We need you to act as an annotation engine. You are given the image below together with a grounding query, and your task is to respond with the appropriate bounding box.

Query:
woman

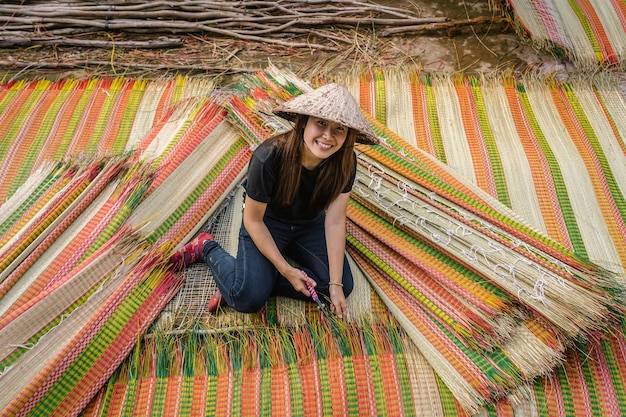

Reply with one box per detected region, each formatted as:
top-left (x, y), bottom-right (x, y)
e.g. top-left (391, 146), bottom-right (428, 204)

top-left (170, 83), bottom-right (379, 318)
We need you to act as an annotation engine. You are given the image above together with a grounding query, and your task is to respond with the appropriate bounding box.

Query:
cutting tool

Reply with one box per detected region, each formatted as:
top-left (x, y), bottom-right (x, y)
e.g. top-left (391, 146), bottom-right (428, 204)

top-left (302, 270), bottom-right (332, 320)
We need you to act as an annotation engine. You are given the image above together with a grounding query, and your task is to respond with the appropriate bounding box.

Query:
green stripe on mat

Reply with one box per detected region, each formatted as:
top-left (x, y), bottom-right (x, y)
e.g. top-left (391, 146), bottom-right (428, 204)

top-left (467, 77), bottom-right (512, 206)
top-left (516, 82), bottom-right (589, 257)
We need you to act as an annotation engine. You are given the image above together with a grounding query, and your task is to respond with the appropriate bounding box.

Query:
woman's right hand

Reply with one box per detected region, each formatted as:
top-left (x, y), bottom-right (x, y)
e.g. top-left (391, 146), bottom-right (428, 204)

top-left (282, 266), bottom-right (314, 297)
top-left (243, 196), bottom-right (314, 298)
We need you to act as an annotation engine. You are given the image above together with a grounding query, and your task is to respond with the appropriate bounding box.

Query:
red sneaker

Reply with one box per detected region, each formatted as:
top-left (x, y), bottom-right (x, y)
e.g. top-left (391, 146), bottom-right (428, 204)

top-left (170, 232), bottom-right (213, 270)
top-left (207, 290), bottom-right (224, 313)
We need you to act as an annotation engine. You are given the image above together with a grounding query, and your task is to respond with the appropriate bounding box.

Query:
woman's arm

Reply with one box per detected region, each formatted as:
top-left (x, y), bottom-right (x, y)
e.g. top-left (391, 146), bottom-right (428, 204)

top-left (325, 192), bottom-right (350, 318)
top-left (242, 195), bottom-right (312, 296)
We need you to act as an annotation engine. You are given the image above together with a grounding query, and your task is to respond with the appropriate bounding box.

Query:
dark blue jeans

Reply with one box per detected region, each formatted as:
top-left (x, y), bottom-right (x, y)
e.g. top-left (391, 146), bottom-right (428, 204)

top-left (202, 215), bottom-right (354, 313)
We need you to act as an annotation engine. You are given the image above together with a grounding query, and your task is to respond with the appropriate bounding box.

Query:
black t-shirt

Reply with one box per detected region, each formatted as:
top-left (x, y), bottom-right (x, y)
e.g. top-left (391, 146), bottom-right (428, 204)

top-left (244, 138), bottom-right (356, 224)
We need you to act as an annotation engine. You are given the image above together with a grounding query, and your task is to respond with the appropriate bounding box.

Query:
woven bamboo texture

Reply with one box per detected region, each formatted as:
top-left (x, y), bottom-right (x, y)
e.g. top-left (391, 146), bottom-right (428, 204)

top-left (492, 0), bottom-right (626, 68)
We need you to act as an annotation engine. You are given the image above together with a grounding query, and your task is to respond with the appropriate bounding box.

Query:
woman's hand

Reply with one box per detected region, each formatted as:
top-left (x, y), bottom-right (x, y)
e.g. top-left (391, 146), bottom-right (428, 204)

top-left (329, 285), bottom-right (347, 319)
top-left (282, 266), bottom-right (314, 297)
top-left (244, 197), bottom-right (314, 297)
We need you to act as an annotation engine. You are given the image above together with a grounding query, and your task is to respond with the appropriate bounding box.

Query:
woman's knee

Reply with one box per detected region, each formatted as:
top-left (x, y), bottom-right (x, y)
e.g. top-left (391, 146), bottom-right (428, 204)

top-left (232, 297), bottom-right (268, 313)
top-left (342, 275), bottom-right (354, 297)
top-left (227, 275), bottom-right (273, 313)
top-left (342, 262), bottom-right (354, 297)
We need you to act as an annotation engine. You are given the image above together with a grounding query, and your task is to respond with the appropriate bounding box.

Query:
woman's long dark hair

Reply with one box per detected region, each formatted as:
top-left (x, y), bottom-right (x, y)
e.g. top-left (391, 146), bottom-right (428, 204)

top-left (272, 115), bottom-right (357, 210)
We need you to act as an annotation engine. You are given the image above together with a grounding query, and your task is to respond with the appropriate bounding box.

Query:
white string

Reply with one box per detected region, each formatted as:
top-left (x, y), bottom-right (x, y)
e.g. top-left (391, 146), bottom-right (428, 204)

top-left (355, 159), bottom-right (579, 309)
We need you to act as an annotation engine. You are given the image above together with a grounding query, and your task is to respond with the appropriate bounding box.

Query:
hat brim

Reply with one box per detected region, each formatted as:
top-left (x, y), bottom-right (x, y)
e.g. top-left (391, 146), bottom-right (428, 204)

top-left (272, 109), bottom-right (380, 145)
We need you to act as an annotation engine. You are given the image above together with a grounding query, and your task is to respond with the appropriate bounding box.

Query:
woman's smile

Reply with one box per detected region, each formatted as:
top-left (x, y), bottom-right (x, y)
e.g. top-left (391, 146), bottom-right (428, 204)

top-left (315, 140), bottom-right (332, 150)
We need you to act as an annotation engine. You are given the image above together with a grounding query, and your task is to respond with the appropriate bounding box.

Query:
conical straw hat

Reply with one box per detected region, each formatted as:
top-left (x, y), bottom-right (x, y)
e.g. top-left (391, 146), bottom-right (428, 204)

top-left (273, 83), bottom-right (379, 145)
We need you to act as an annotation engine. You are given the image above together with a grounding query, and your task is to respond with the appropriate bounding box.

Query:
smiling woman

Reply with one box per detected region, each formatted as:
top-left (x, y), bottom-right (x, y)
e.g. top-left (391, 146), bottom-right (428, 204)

top-left (170, 83), bottom-right (379, 319)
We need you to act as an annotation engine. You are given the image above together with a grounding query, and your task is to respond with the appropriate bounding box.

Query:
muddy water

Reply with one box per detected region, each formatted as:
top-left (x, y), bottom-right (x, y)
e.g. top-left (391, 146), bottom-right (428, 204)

top-left (360, 0), bottom-right (560, 74)
top-left (268, 0), bottom-right (563, 78)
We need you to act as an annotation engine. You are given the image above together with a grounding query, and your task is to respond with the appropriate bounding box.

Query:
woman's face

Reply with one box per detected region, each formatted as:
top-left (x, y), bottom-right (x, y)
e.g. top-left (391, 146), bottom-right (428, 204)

top-left (301, 116), bottom-right (348, 168)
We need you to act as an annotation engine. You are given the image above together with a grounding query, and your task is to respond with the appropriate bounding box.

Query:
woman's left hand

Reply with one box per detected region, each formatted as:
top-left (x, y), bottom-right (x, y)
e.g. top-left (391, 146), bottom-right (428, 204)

top-left (329, 285), bottom-right (347, 319)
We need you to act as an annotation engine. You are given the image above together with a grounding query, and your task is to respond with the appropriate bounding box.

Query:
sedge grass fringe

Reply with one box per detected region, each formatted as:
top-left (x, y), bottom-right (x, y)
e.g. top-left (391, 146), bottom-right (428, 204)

top-left (80, 319), bottom-right (425, 417)
top-left (491, 0), bottom-right (626, 69)
top-left (351, 148), bottom-right (619, 338)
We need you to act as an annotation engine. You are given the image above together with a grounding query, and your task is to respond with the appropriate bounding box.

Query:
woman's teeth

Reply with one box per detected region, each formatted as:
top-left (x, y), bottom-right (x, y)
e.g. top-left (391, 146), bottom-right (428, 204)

top-left (317, 141), bottom-right (331, 150)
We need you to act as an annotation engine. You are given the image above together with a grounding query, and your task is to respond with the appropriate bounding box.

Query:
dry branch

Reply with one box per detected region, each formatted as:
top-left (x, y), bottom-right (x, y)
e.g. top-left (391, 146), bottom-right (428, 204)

top-left (379, 16), bottom-right (509, 36)
top-left (0, 0), bottom-right (446, 51)
top-left (0, 36), bottom-right (182, 49)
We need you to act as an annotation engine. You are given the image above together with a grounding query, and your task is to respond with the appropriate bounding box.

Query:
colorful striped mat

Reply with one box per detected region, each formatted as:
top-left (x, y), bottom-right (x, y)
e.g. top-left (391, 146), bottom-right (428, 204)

top-left (81, 319), bottom-right (425, 417)
top-left (493, 0), bottom-right (626, 68)
top-left (0, 77), bottom-right (214, 203)
top-left (339, 67), bottom-right (626, 415)
top-left (2, 68), bottom-right (626, 416)
top-left (0, 77), bottom-right (251, 416)
top-left (224, 67), bottom-right (625, 413)
top-left (341, 69), bottom-right (626, 276)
